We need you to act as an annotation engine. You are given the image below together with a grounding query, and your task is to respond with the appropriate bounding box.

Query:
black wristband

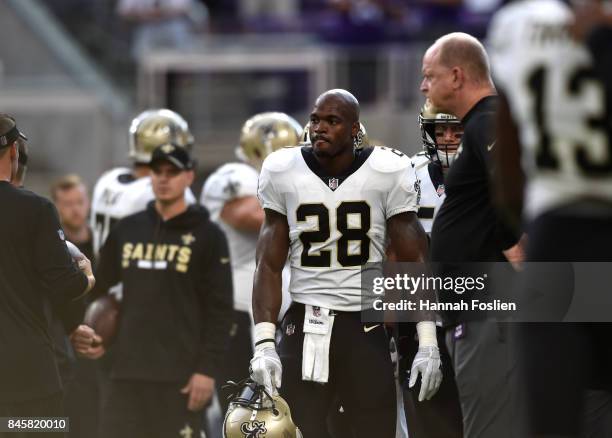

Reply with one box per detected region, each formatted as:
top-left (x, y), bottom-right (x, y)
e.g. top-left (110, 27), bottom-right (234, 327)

top-left (255, 338), bottom-right (275, 347)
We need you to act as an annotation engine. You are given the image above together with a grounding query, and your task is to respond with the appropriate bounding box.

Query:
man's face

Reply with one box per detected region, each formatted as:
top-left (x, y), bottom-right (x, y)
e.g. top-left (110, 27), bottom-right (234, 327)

top-left (420, 48), bottom-right (455, 114)
top-left (434, 122), bottom-right (464, 168)
top-left (151, 161), bottom-right (193, 204)
top-left (435, 123), bottom-right (463, 151)
top-left (55, 186), bottom-right (90, 230)
top-left (309, 96), bottom-right (358, 158)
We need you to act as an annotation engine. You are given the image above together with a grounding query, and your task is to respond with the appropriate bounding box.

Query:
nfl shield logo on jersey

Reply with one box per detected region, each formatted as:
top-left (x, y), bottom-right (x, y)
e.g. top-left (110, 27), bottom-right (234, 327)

top-left (313, 306), bottom-right (321, 317)
top-left (436, 184), bottom-right (445, 197)
top-left (328, 178), bottom-right (339, 190)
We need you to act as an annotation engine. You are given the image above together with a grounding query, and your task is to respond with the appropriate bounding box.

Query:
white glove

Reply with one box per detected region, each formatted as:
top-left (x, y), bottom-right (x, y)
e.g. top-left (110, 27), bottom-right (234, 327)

top-left (250, 322), bottom-right (282, 395)
top-left (409, 321), bottom-right (442, 402)
top-left (408, 345), bottom-right (442, 401)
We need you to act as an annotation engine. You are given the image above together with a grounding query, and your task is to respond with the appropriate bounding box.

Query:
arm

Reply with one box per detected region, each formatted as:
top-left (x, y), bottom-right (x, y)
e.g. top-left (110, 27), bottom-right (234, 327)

top-left (252, 208), bottom-right (290, 324)
top-left (185, 224), bottom-right (233, 412)
top-left (388, 211), bottom-right (442, 401)
top-left (220, 195), bottom-right (265, 233)
top-left (35, 200), bottom-right (90, 303)
top-left (250, 208), bottom-right (289, 395)
top-left (571, 0), bottom-right (612, 90)
top-left (471, 101), bottom-right (522, 251)
top-left (493, 91), bottom-right (524, 232)
top-left (197, 223), bottom-right (234, 379)
top-left (35, 200), bottom-right (90, 334)
top-left (386, 211), bottom-right (427, 263)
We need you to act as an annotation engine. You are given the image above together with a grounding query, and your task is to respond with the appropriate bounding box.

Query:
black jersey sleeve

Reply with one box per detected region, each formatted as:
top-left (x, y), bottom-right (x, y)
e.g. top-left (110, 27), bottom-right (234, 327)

top-left (35, 200), bottom-right (88, 303)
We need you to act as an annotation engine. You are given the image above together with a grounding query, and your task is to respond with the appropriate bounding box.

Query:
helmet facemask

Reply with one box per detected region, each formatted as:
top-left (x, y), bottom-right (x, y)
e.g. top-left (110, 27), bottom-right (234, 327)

top-left (419, 103), bottom-right (462, 169)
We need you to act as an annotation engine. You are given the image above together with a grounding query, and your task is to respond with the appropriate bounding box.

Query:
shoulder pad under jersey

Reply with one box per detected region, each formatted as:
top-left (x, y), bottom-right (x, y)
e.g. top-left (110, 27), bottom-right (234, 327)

top-left (95, 167), bottom-right (132, 186)
top-left (261, 147), bottom-right (301, 173)
top-left (368, 146), bottom-right (412, 173)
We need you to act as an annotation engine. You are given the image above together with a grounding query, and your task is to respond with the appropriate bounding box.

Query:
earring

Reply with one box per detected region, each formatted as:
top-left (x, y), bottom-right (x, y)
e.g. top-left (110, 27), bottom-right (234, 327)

top-left (353, 131), bottom-right (363, 149)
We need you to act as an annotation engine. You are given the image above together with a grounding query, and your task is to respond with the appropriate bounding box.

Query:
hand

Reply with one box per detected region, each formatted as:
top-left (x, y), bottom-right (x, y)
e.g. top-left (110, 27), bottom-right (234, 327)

top-left (250, 345), bottom-right (282, 396)
top-left (69, 324), bottom-right (105, 359)
top-left (66, 241), bottom-right (95, 292)
top-left (408, 346), bottom-right (442, 402)
top-left (569, 0), bottom-right (612, 41)
top-left (77, 256), bottom-right (94, 278)
top-left (181, 373), bottom-right (215, 412)
top-left (503, 233), bottom-right (527, 272)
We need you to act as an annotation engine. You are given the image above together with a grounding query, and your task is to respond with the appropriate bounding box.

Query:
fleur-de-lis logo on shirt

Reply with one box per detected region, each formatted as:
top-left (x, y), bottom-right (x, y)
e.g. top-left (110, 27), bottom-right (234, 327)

top-left (181, 233), bottom-right (196, 246)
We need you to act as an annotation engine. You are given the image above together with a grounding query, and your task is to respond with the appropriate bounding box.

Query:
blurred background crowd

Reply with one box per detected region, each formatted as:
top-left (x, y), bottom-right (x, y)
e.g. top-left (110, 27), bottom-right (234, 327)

top-left (0, 0), bottom-right (504, 196)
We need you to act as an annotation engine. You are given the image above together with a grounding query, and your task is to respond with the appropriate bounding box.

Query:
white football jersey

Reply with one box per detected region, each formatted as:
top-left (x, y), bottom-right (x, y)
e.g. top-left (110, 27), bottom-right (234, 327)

top-left (91, 167), bottom-right (196, 255)
top-left (410, 152), bottom-right (446, 233)
top-left (201, 162), bottom-right (259, 313)
top-left (258, 146), bottom-right (418, 311)
top-left (489, 0), bottom-right (612, 219)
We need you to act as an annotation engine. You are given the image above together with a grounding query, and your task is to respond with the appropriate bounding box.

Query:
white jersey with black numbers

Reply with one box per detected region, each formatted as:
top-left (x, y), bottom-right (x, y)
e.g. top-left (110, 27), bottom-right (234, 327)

top-left (410, 153), bottom-right (446, 233)
top-left (488, 0), bottom-right (612, 219)
top-left (201, 162), bottom-right (259, 313)
top-left (91, 167), bottom-right (196, 255)
top-left (258, 146), bottom-right (418, 312)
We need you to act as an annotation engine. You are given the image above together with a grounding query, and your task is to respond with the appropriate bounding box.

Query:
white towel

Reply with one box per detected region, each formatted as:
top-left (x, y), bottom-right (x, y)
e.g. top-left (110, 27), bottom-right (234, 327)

top-left (302, 305), bottom-right (335, 383)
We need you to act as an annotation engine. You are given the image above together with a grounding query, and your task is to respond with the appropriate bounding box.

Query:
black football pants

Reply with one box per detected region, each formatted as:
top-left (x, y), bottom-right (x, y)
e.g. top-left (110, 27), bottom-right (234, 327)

top-left (279, 303), bottom-right (396, 438)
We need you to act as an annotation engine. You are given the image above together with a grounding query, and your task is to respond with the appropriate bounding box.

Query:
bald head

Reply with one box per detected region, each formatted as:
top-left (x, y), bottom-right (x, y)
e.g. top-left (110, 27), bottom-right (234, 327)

top-left (429, 33), bottom-right (491, 85)
top-left (315, 89), bottom-right (360, 123)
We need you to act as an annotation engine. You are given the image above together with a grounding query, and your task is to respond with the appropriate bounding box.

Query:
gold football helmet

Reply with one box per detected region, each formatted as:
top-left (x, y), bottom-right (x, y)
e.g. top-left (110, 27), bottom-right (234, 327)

top-left (129, 109), bottom-right (194, 164)
top-left (223, 381), bottom-right (302, 438)
top-left (237, 112), bottom-right (302, 170)
top-left (302, 121), bottom-right (369, 149)
top-left (419, 99), bottom-right (462, 168)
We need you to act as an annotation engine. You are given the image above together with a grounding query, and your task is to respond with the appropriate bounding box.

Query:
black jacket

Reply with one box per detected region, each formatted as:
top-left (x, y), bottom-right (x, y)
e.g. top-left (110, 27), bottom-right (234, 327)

top-left (0, 182), bottom-right (88, 403)
top-left (93, 202), bottom-right (233, 383)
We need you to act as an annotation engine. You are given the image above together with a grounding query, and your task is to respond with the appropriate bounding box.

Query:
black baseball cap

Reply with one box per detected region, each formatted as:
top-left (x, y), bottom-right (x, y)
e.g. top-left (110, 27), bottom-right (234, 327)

top-left (0, 114), bottom-right (27, 149)
top-left (150, 144), bottom-right (194, 170)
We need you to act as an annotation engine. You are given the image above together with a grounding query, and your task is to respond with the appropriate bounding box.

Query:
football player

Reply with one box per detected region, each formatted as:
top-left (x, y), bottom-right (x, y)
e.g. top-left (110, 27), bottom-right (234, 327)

top-left (397, 100), bottom-right (464, 438)
top-left (249, 89), bottom-right (442, 438)
top-left (412, 99), bottom-right (462, 232)
top-left (489, 1), bottom-right (612, 436)
top-left (91, 109), bottom-right (196, 257)
top-left (200, 112), bottom-right (302, 414)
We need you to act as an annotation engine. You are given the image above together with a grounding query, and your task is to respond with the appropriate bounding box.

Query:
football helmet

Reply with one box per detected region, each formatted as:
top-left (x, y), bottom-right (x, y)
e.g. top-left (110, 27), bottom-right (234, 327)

top-left (129, 109), bottom-right (194, 164)
top-left (236, 112), bottom-right (302, 170)
top-left (419, 100), bottom-right (462, 168)
top-left (223, 380), bottom-right (302, 438)
top-left (302, 121), bottom-right (369, 149)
